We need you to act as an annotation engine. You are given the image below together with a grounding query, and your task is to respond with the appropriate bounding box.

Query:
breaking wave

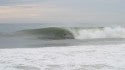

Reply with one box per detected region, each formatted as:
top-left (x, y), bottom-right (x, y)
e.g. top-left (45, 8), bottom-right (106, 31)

top-left (17, 27), bottom-right (74, 39)
top-left (73, 26), bottom-right (125, 39)
top-left (17, 26), bottom-right (125, 40)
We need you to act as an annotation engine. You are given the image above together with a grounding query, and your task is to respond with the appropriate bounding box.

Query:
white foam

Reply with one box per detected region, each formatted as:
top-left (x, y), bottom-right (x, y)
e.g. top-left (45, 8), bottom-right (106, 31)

top-left (72, 26), bottom-right (125, 39)
top-left (0, 44), bottom-right (125, 70)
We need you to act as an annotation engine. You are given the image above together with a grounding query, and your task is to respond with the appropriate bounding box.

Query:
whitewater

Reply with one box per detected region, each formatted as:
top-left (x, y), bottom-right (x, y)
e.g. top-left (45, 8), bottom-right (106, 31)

top-left (68, 26), bottom-right (125, 39)
top-left (0, 24), bottom-right (125, 70)
top-left (0, 44), bottom-right (125, 70)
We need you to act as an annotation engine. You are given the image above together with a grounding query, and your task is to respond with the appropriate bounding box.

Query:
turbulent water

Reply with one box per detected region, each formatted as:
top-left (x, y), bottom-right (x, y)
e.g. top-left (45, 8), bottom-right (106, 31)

top-left (0, 24), bottom-right (125, 70)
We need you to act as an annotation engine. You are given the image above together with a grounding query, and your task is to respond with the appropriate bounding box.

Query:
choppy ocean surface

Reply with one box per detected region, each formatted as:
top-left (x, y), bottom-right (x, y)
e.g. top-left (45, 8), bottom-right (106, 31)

top-left (0, 24), bottom-right (125, 70)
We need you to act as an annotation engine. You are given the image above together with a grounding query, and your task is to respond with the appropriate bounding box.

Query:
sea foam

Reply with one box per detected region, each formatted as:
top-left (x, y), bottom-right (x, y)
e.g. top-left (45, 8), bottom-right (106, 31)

top-left (70, 26), bottom-right (125, 39)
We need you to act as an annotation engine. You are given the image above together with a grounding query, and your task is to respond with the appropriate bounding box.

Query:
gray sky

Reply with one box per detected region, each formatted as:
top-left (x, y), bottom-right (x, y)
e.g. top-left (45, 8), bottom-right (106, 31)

top-left (0, 0), bottom-right (125, 26)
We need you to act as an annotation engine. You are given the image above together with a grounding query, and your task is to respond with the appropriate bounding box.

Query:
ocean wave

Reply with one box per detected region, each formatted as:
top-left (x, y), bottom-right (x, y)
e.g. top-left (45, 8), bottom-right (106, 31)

top-left (17, 27), bottom-right (74, 40)
top-left (16, 26), bottom-right (125, 40)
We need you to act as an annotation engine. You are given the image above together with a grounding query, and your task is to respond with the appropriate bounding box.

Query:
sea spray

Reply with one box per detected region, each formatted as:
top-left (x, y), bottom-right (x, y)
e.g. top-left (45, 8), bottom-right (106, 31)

top-left (74, 26), bottom-right (125, 39)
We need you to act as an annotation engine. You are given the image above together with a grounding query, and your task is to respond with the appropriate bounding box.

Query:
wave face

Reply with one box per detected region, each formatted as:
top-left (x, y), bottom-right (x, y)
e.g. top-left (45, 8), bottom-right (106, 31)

top-left (18, 27), bottom-right (74, 40)
top-left (17, 26), bottom-right (125, 40)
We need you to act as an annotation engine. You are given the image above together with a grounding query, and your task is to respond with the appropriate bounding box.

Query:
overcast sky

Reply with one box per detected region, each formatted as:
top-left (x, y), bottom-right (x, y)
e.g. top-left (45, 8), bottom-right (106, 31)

top-left (0, 0), bottom-right (125, 26)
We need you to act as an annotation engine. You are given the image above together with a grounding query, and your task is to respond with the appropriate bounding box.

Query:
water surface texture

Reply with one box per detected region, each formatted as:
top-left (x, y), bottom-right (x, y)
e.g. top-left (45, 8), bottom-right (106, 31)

top-left (0, 24), bottom-right (125, 70)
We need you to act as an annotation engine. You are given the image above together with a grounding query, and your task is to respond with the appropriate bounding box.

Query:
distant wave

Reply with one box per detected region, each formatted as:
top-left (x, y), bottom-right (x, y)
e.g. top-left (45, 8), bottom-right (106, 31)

top-left (16, 26), bottom-right (125, 40)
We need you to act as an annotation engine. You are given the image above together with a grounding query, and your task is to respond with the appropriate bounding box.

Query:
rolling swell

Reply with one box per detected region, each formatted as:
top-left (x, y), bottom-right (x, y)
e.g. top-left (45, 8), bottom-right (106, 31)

top-left (18, 27), bottom-right (74, 40)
